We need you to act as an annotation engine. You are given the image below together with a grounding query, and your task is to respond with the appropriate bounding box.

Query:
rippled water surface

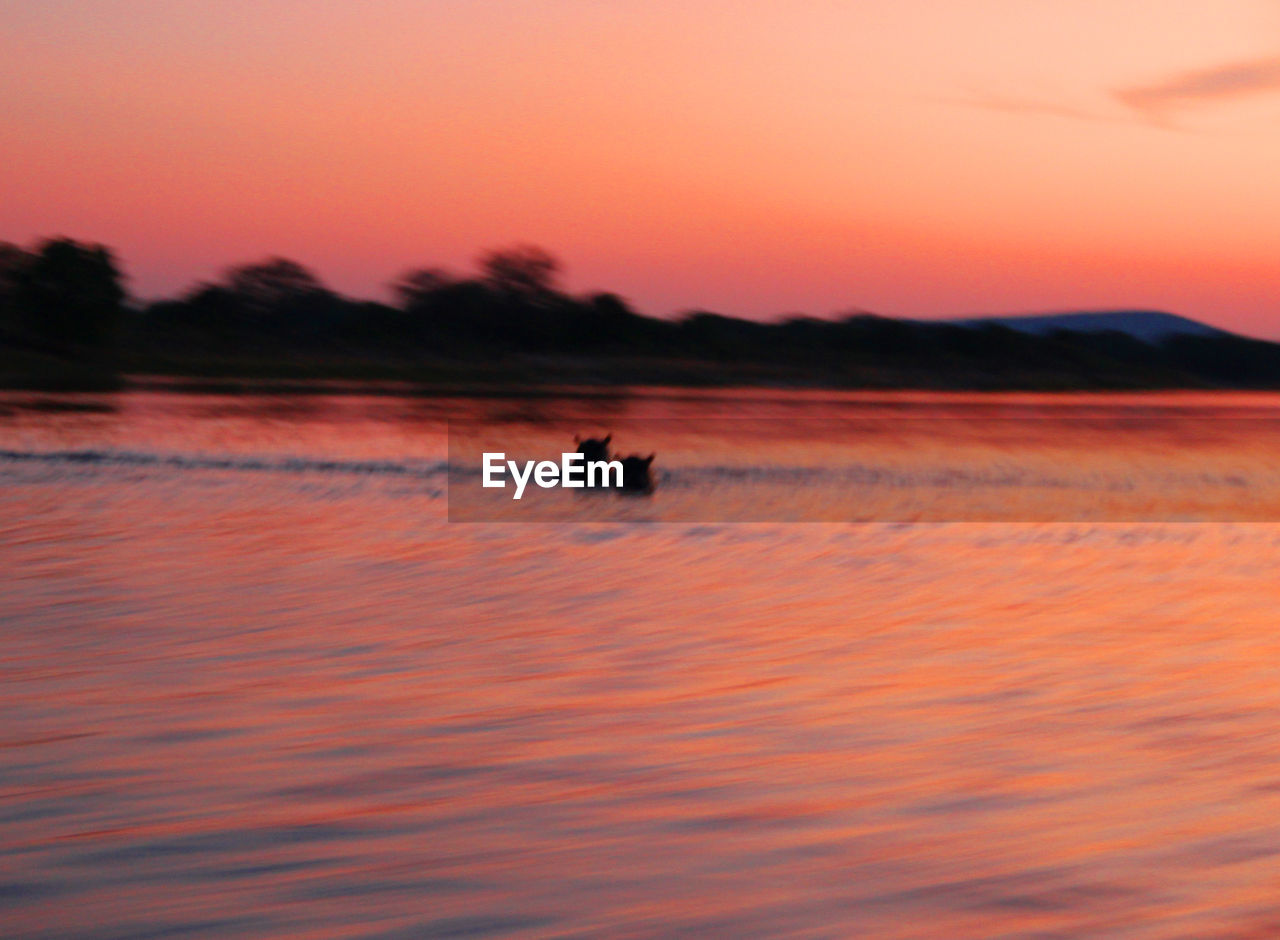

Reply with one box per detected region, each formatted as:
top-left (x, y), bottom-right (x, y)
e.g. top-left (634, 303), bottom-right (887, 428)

top-left (4, 388), bottom-right (1280, 938)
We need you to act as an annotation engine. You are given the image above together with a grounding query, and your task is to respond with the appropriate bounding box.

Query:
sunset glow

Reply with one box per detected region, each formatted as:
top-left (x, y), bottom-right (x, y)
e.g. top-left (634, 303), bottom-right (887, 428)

top-left (5, 1), bottom-right (1280, 333)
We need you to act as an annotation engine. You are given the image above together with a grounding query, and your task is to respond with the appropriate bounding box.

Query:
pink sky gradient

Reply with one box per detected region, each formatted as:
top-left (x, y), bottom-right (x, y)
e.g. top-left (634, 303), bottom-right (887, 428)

top-left (4, 1), bottom-right (1280, 334)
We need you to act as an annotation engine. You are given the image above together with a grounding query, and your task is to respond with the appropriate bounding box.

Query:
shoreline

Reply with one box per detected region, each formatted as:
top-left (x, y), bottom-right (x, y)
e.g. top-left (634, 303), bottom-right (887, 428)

top-left (0, 353), bottom-right (1249, 396)
top-left (3, 372), bottom-right (1278, 401)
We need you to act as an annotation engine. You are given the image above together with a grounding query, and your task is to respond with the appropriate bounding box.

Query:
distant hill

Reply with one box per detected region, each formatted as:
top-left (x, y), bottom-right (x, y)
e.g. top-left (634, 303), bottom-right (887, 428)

top-left (951, 310), bottom-right (1232, 343)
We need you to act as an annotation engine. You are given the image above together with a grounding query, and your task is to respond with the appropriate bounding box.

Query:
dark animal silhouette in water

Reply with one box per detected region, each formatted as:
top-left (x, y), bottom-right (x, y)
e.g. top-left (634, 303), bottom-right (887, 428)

top-left (618, 453), bottom-right (656, 494)
top-left (574, 433), bottom-right (612, 465)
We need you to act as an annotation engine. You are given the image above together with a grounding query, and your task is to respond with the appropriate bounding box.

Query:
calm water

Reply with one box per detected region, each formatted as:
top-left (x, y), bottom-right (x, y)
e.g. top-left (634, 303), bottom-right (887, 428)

top-left (4, 388), bottom-right (1280, 938)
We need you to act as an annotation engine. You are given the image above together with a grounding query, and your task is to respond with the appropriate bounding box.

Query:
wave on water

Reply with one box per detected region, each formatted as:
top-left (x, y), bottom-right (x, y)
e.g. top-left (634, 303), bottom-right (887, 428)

top-left (0, 447), bottom-right (1264, 495)
top-left (0, 448), bottom-right (452, 479)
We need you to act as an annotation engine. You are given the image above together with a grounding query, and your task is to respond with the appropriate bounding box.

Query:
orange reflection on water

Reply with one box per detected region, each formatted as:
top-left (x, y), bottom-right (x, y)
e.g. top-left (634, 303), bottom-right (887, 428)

top-left (3, 390), bottom-right (1280, 937)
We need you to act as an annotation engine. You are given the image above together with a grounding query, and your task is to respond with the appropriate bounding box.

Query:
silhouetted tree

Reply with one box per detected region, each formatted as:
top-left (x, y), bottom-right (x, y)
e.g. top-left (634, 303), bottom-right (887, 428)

top-left (146, 284), bottom-right (243, 350)
top-left (0, 243), bottom-right (29, 291)
top-left (0, 242), bottom-right (33, 339)
top-left (477, 245), bottom-right (561, 298)
top-left (13, 238), bottom-right (125, 355)
top-left (391, 267), bottom-right (457, 310)
top-left (585, 292), bottom-right (636, 321)
top-left (224, 258), bottom-right (327, 314)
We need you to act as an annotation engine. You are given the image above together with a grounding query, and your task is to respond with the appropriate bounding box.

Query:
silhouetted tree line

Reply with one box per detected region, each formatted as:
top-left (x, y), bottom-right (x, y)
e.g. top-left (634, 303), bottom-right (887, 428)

top-left (5, 235), bottom-right (1280, 389)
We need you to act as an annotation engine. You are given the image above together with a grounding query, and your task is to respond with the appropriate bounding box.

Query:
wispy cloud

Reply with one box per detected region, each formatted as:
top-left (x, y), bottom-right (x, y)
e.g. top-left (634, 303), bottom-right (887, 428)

top-left (1115, 56), bottom-right (1280, 119)
top-left (948, 55), bottom-right (1280, 132)
top-left (952, 94), bottom-right (1129, 126)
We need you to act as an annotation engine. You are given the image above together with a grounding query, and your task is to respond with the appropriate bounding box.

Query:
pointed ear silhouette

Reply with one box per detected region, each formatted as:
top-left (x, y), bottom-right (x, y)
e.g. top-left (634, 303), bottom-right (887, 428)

top-left (603, 434), bottom-right (612, 445)
top-left (644, 454), bottom-right (655, 466)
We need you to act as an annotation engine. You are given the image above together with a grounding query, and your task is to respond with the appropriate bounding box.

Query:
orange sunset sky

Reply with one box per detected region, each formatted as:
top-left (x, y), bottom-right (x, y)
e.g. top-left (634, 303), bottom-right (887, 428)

top-left (4, 1), bottom-right (1280, 334)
